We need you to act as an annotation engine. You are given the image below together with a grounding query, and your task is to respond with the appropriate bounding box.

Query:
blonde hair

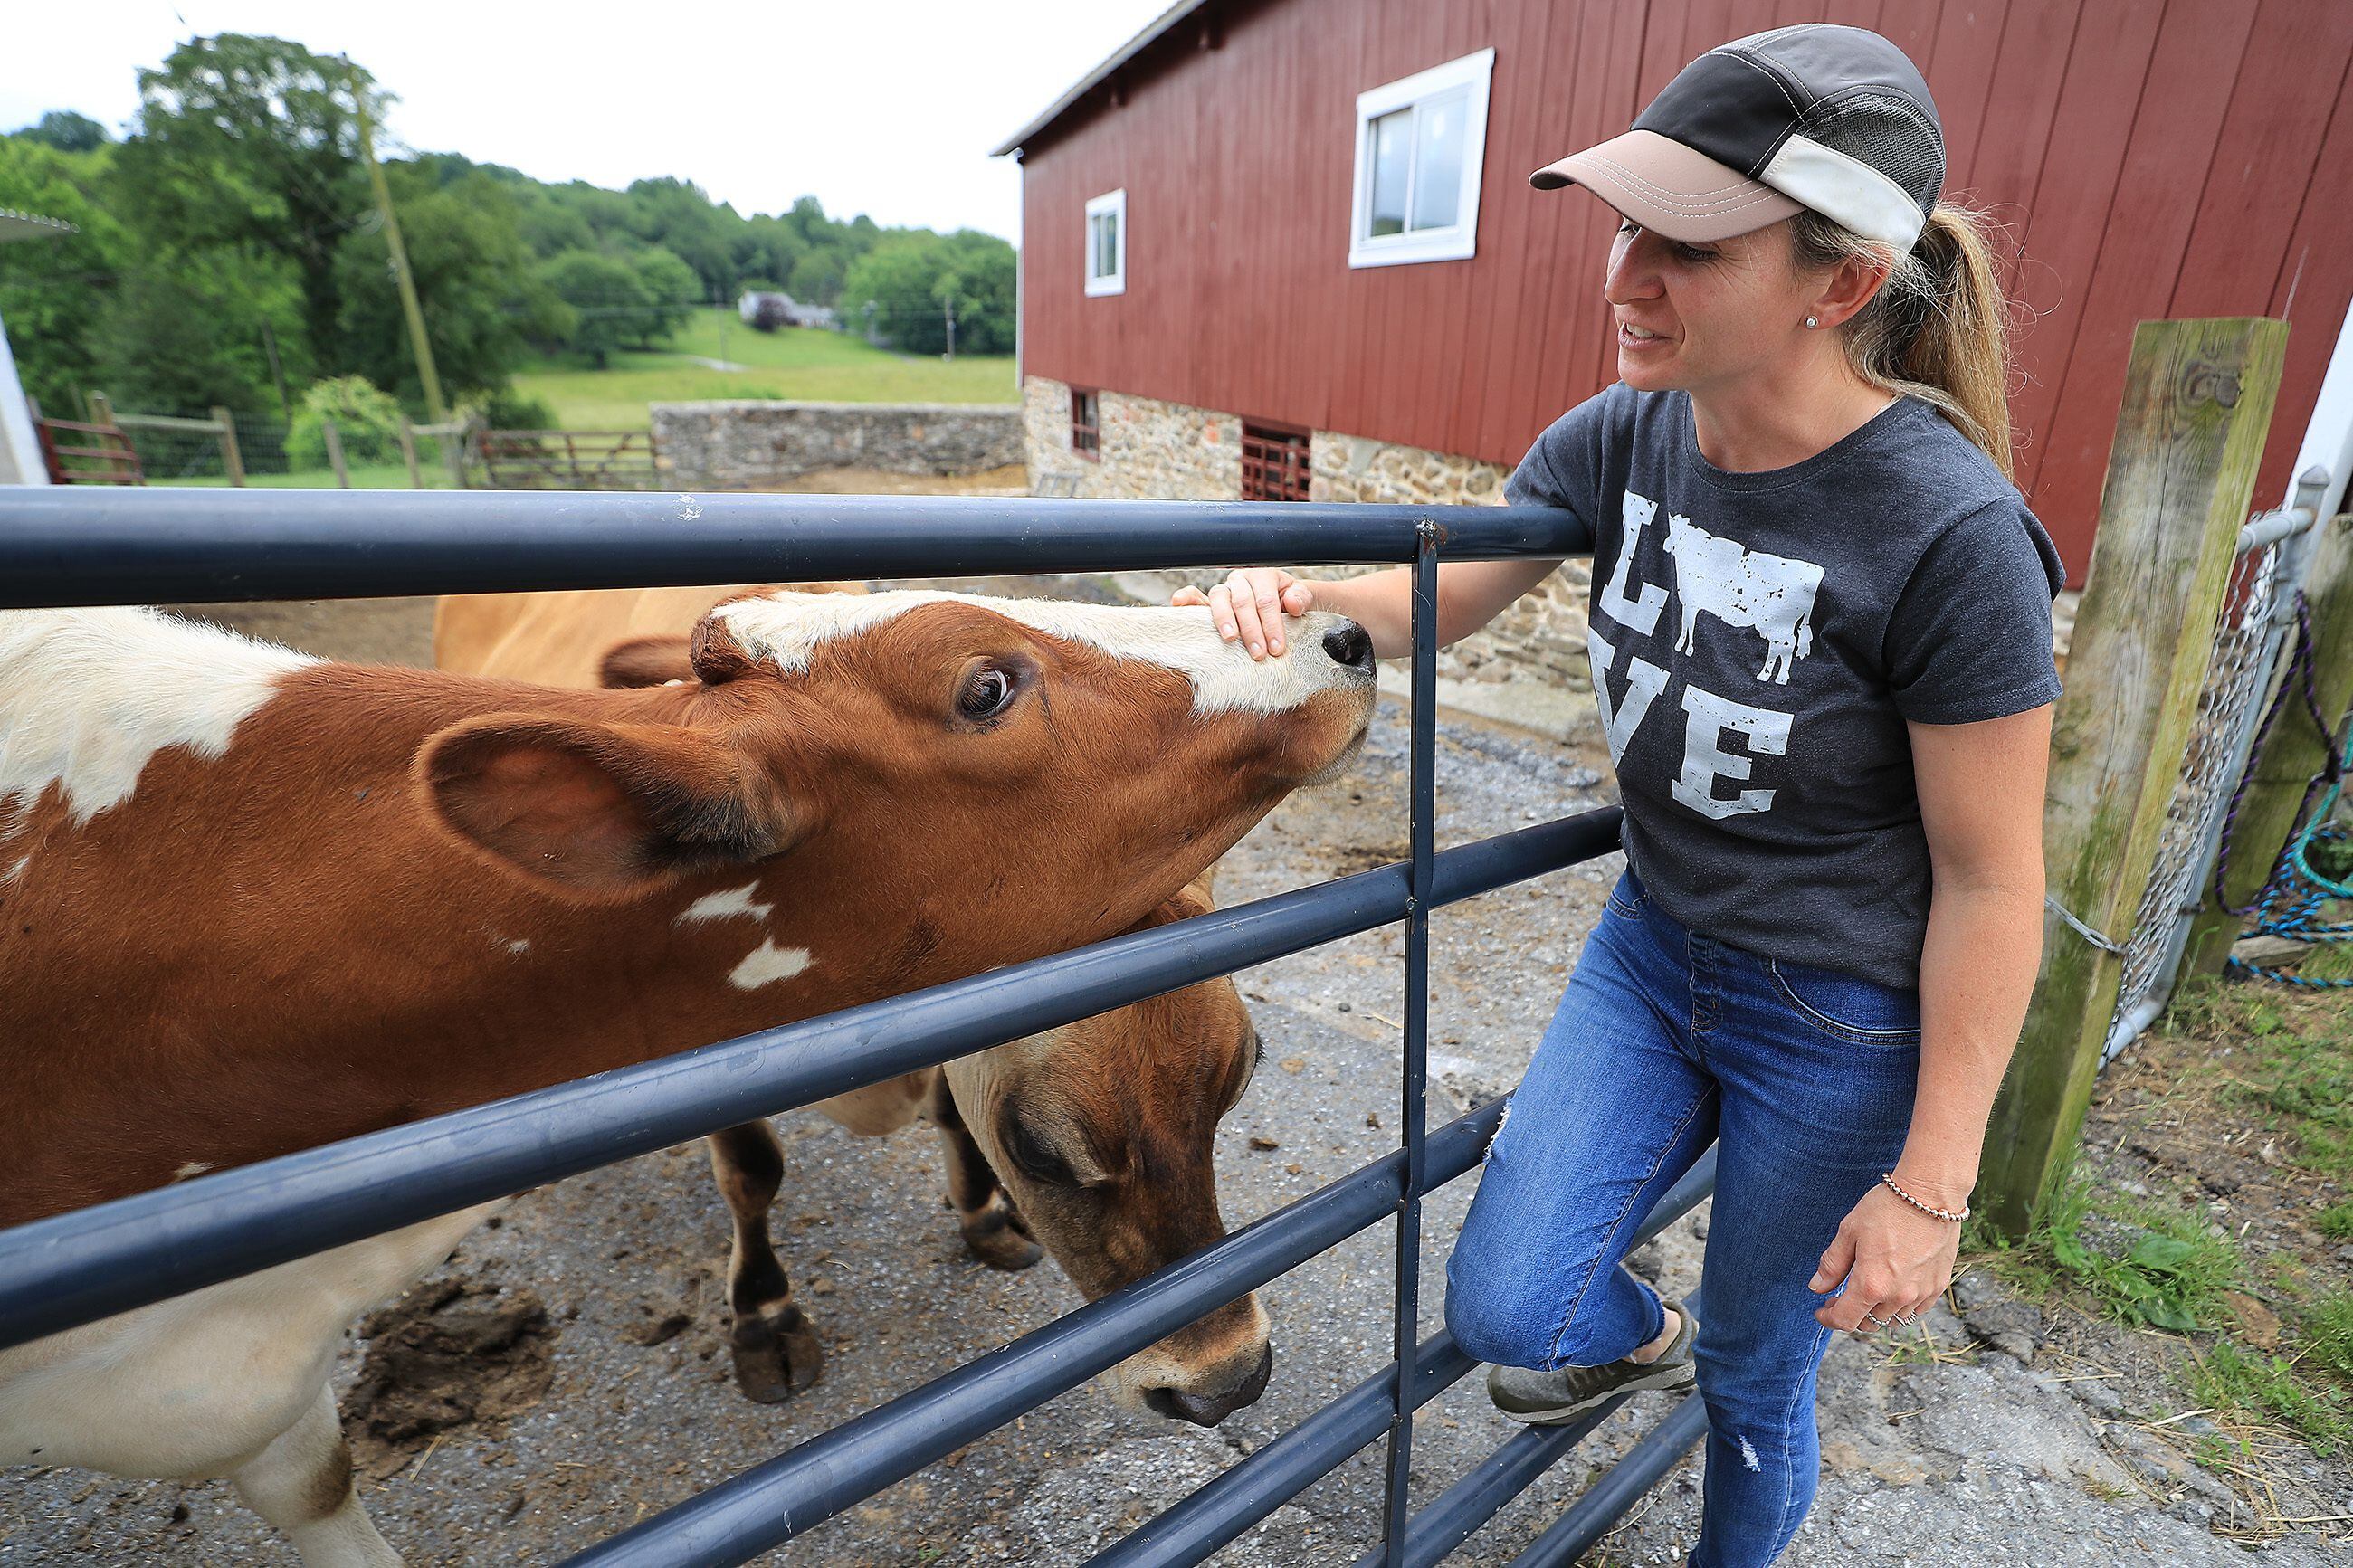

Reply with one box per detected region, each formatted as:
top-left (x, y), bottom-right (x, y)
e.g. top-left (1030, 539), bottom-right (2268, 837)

top-left (1788, 203), bottom-right (2015, 480)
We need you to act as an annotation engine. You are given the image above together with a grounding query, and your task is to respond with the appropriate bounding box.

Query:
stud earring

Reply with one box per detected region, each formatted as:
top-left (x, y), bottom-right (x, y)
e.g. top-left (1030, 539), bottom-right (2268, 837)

top-left (1804, 315), bottom-right (1819, 329)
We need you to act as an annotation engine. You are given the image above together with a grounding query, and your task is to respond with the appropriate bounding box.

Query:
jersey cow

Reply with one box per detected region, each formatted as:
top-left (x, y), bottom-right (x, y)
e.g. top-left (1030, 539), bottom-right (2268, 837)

top-left (437, 584), bottom-right (1281, 1425)
top-left (0, 589), bottom-right (1376, 1567)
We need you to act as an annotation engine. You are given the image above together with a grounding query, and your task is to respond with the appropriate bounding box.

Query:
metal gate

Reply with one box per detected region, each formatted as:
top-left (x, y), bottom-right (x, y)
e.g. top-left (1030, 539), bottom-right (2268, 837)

top-left (0, 486), bottom-right (1718, 1566)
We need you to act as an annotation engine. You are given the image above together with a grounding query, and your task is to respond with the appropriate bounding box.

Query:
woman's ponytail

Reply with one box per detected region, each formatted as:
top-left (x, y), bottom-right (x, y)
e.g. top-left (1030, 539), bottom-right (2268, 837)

top-left (1790, 203), bottom-right (2016, 480)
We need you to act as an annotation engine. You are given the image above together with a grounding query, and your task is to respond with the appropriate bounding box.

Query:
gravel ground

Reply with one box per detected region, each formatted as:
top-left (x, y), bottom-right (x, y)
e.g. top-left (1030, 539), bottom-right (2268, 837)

top-left (5, 587), bottom-right (2342, 1566)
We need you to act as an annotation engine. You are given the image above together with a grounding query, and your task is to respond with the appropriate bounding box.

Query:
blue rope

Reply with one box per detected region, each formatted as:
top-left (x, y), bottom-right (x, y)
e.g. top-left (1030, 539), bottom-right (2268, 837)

top-left (2220, 592), bottom-right (2353, 988)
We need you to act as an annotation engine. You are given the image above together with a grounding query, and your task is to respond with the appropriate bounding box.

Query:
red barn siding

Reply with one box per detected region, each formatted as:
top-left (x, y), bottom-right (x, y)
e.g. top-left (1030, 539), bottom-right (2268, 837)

top-left (1015, 0), bottom-right (2348, 579)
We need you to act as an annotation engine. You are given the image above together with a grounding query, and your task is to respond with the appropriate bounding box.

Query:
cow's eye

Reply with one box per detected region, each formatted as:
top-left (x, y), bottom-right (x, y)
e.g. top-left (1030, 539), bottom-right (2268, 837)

top-left (1005, 1119), bottom-right (1075, 1186)
top-left (957, 666), bottom-right (1017, 722)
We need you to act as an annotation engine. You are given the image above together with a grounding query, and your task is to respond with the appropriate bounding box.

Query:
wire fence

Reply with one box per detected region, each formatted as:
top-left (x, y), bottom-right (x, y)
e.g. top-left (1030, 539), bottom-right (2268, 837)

top-left (2101, 478), bottom-right (2336, 1063)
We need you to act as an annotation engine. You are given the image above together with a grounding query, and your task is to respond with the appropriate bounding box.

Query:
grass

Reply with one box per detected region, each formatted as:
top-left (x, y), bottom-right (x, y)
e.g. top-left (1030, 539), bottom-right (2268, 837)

top-left (154, 461), bottom-right (458, 490)
top-left (510, 307), bottom-right (1017, 429)
top-left (1971, 1173), bottom-right (2242, 1333)
top-left (2190, 1339), bottom-right (2350, 1456)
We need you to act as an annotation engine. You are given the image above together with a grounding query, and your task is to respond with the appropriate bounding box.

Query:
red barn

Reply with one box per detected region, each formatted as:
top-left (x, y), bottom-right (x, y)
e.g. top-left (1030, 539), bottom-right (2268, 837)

top-left (997, 0), bottom-right (2352, 590)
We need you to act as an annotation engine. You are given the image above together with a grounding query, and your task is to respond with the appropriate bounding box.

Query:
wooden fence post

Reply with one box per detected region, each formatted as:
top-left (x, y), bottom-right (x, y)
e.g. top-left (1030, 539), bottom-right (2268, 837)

top-left (212, 405), bottom-right (244, 486)
top-left (2177, 502), bottom-right (2353, 978)
top-left (321, 418), bottom-right (351, 489)
top-left (87, 391), bottom-right (114, 431)
top-left (1977, 318), bottom-right (2289, 1238)
top-left (397, 416), bottom-right (423, 489)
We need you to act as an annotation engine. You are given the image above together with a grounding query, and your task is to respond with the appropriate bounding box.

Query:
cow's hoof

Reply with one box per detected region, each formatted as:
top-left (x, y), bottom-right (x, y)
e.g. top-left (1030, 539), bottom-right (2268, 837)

top-left (961, 1206), bottom-right (1044, 1271)
top-left (730, 1307), bottom-right (824, 1403)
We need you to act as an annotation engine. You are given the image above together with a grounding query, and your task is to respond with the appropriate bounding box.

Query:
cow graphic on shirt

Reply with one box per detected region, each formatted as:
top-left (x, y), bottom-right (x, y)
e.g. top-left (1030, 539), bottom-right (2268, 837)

top-left (1662, 516), bottom-right (1824, 684)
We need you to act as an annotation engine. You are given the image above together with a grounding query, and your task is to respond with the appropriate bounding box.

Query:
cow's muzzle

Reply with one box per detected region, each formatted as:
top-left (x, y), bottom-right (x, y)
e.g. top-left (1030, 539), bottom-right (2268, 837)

top-left (1142, 1342), bottom-right (1273, 1427)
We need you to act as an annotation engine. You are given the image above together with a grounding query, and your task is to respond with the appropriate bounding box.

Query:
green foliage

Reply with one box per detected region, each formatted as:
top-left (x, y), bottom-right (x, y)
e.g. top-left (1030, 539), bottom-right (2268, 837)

top-left (288, 376), bottom-right (404, 468)
top-left (2189, 1339), bottom-right (2350, 1455)
top-left (0, 137), bottom-right (127, 415)
top-left (841, 230), bottom-right (1015, 356)
top-left (629, 247), bottom-right (702, 347)
top-left (110, 35), bottom-right (380, 357)
top-left (91, 247), bottom-right (306, 417)
top-left (456, 385), bottom-right (557, 431)
top-left (2309, 1291), bottom-right (2353, 1386)
top-left (17, 110), bottom-right (110, 153)
top-left (1984, 1174), bottom-right (2239, 1333)
top-left (537, 250), bottom-right (648, 367)
top-left (2318, 1201), bottom-right (2353, 1241)
top-left (332, 162), bottom-right (562, 403)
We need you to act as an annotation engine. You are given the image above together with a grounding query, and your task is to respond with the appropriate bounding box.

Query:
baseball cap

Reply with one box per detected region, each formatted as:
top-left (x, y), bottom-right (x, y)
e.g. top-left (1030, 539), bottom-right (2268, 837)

top-left (1531, 24), bottom-right (1945, 249)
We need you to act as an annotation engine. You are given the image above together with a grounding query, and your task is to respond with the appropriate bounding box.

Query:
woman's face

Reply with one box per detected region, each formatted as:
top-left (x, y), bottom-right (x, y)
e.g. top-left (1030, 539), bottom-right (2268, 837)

top-left (1604, 217), bottom-right (1818, 396)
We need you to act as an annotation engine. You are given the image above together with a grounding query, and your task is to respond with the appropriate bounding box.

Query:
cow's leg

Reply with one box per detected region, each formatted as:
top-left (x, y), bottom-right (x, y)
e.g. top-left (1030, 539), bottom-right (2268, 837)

top-left (229, 1383), bottom-right (401, 1568)
top-left (706, 1120), bottom-right (824, 1402)
top-left (928, 1081), bottom-right (1043, 1271)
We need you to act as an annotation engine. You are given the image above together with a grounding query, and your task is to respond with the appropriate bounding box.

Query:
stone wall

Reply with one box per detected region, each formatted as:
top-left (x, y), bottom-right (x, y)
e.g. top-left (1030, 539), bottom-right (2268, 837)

top-left (1023, 375), bottom-right (1592, 699)
top-left (1023, 377), bottom-right (1242, 500)
top-left (653, 401), bottom-right (1023, 490)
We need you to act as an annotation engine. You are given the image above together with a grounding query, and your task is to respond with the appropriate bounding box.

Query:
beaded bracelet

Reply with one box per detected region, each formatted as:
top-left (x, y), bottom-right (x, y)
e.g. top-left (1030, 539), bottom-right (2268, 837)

top-left (1881, 1172), bottom-right (1969, 1223)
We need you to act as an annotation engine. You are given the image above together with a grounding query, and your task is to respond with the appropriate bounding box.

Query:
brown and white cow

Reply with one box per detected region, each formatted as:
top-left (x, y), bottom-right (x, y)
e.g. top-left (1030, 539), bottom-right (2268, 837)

top-left (437, 585), bottom-right (1279, 1424)
top-left (0, 589), bottom-right (1376, 1567)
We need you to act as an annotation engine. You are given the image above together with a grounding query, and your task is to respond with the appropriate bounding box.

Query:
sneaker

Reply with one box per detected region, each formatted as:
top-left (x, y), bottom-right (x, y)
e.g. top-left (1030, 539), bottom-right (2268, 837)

top-left (1486, 1299), bottom-right (1698, 1425)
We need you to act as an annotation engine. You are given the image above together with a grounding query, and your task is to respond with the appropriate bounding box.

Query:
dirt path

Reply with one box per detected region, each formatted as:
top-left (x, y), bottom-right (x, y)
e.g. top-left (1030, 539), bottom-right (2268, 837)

top-left (5, 587), bottom-right (2345, 1565)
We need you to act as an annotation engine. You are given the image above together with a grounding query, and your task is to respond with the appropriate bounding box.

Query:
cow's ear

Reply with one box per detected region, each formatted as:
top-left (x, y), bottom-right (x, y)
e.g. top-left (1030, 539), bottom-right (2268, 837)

top-left (597, 634), bottom-right (695, 689)
top-left (417, 714), bottom-right (797, 895)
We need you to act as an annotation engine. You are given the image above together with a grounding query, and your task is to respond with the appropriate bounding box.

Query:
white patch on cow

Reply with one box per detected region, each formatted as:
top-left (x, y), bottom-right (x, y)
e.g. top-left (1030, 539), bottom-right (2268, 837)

top-left (729, 938), bottom-right (812, 989)
top-left (505, 938), bottom-right (531, 956)
top-left (0, 608), bottom-right (317, 827)
top-left (714, 591), bottom-right (1358, 716)
top-left (1662, 518), bottom-right (1824, 684)
top-left (171, 1162), bottom-right (214, 1183)
top-left (0, 854), bottom-right (25, 883)
top-left (676, 881), bottom-right (774, 926)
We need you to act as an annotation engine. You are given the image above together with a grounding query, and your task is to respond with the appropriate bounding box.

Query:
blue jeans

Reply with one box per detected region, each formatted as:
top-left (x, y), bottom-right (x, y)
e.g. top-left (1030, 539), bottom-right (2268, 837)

top-left (1444, 867), bottom-right (1921, 1568)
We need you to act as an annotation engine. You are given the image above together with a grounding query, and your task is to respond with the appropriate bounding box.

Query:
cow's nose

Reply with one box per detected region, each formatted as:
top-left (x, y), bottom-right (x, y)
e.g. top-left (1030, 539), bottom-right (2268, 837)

top-left (1321, 621), bottom-right (1375, 672)
top-left (1141, 1344), bottom-right (1274, 1427)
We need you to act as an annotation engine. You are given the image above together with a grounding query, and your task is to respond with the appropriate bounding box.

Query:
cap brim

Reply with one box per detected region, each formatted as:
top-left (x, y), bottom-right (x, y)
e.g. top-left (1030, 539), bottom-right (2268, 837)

top-left (1529, 128), bottom-right (1804, 242)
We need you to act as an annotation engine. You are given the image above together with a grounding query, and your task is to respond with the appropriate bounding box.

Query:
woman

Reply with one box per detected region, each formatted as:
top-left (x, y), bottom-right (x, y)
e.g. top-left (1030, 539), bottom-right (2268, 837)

top-left (1178, 24), bottom-right (2061, 1567)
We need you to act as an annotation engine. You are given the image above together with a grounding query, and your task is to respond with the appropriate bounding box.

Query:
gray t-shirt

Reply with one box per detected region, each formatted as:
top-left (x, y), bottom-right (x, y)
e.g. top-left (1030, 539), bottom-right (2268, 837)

top-left (1508, 385), bottom-right (2063, 990)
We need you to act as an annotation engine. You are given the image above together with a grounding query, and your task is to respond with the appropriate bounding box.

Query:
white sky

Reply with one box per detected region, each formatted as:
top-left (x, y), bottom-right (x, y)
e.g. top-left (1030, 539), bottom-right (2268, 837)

top-left (0, 0), bottom-right (1176, 244)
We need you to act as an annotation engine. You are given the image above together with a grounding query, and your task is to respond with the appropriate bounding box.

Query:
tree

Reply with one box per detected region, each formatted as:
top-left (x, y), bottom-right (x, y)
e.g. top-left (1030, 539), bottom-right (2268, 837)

top-left (630, 246), bottom-right (701, 347)
top-left (333, 162), bottom-right (565, 404)
top-left (18, 111), bottom-right (110, 153)
top-left (537, 249), bottom-right (646, 367)
top-left (841, 230), bottom-right (1015, 356)
top-left (109, 35), bottom-right (380, 372)
top-left (90, 246), bottom-right (306, 417)
top-left (0, 136), bottom-right (126, 414)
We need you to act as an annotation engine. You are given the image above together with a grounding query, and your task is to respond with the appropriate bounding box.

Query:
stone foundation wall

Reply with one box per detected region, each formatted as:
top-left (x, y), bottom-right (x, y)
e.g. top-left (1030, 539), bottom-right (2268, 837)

top-left (654, 400), bottom-right (1023, 490)
top-left (1024, 375), bottom-right (1592, 695)
top-left (1023, 377), bottom-right (1242, 499)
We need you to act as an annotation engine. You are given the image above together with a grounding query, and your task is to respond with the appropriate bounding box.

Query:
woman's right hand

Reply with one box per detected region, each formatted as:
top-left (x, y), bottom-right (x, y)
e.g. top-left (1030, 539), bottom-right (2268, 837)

top-left (1172, 568), bottom-right (1315, 660)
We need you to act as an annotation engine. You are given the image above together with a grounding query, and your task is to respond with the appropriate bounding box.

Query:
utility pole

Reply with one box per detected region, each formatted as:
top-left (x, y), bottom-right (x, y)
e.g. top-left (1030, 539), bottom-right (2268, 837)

top-left (943, 299), bottom-right (957, 362)
top-left (354, 85), bottom-right (447, 423)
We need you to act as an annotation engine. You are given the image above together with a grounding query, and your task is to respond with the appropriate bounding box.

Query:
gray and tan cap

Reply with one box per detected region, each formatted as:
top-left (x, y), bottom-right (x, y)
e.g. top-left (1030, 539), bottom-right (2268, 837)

top-left (1532, 24), bottom-right (1944, 249)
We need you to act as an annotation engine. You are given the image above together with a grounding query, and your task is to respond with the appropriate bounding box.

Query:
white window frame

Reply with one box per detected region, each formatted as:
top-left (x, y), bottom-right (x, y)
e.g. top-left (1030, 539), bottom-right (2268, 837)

top-left (1348, 47), bottom-right (1495, 269)
top-left (1084, 188), bottom-right (1127, 297)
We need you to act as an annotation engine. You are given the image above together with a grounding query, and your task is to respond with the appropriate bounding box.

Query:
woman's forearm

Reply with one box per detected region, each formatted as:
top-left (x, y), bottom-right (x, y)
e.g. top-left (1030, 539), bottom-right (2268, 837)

top-left (1298, 559), bottom-right (1570, 660)
top-left (1899, 877), bottom-right (2043, 1210)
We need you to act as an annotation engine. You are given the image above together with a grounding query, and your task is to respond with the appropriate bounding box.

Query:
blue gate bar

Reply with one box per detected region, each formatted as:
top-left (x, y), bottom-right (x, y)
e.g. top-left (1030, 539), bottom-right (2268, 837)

top-left (1363, 1283), bottom-right (1713, 1568)
top-left (560, 1102), bottom-right (1509, 1568)
top-left (0, 489), bottom-right (1589, 607)
top-left (1506, 1392), bottom-right (1711, 1568)
top-left (0, 809), bottom-right (1621, 1353)
top-left (1384, 521), bottom-right (1443, 1566)
top-left (1089, 1151), bottom-right (1719, 1568)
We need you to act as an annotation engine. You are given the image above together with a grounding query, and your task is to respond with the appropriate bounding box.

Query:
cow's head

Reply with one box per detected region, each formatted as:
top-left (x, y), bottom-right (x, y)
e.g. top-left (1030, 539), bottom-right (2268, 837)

top-left (419, 589), bottom-right (1376, 998)
top-left (943, 874), bottom-right (1272, 1426)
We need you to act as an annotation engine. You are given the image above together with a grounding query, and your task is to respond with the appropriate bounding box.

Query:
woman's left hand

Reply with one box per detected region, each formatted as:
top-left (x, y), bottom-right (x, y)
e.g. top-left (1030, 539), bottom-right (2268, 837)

top-left (1807, 1181), bottom-right (1961, 1335)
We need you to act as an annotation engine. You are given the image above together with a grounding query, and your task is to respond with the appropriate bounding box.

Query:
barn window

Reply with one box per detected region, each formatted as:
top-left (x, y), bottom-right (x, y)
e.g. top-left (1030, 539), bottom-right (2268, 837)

top-left (1071, 387), bottom-right (1100, 460)
top-left (1085, 189), bottom-right (1126, 296)
top-left (1348, 48), bottom-right (1494, 269)
top-left (1241, 423), bottom-right (1310, 503)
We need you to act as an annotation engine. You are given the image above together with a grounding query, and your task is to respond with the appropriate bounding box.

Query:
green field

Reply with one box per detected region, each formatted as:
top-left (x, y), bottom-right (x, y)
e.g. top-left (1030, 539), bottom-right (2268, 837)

top-left (156, 461), bottom-right (459, 490)
top-left (511, 308), bottom-right (1018, 429)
